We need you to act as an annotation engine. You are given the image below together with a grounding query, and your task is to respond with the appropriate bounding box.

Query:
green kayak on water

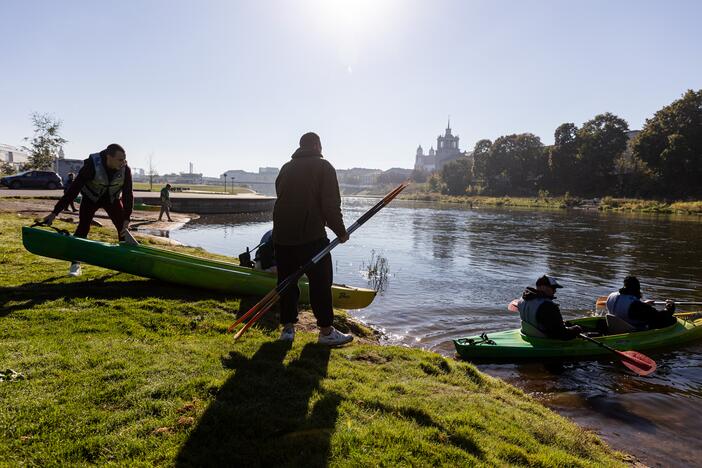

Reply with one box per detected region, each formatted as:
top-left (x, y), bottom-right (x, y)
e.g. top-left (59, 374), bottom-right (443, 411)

top-left (454, 315), bottom-right (702, 361)
top-left (22, 226), bottom-right (376, 309)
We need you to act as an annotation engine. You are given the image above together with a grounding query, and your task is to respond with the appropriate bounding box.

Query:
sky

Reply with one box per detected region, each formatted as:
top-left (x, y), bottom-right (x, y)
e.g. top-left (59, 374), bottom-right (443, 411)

top-left (1, 0), bottom-right (701, 176)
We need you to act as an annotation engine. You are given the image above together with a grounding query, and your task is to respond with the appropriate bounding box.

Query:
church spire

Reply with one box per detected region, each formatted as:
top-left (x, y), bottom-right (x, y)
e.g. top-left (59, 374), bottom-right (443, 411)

top-left (447, 115), bottom-right (451, 131)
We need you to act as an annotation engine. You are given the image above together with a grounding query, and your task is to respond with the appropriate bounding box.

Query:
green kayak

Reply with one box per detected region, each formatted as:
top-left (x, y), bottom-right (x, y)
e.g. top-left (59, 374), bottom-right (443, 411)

top-left (22, 226), bottom-right (376, 309)
top-left (454, 315), bottom-right (702, 361)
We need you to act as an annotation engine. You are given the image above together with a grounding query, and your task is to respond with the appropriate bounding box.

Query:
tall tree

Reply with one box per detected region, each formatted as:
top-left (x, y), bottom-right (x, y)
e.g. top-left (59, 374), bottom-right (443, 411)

top-left (471, 139), bottom-right (492, 189)
top-left (487, 133), bottom-right (544, 195)
top-left (575, 113), bottom-right (629, 196)
top-left (22, 113), bottom-right (67, 170)
top-left (147, 153), bottom-right (158, 191)
top-left (548, 123), bottom-right (579, 194)
top-left (441, 157), bottom-right (472, 195)
top-left (632, 89), bottom-right (702, 197)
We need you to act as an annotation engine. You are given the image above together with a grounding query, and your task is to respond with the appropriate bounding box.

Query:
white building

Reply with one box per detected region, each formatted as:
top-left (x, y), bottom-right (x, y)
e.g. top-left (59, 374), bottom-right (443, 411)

top-left (0, 143), bottom-right (30, 171)
top-left (414, 119), bottom-right (470, 172)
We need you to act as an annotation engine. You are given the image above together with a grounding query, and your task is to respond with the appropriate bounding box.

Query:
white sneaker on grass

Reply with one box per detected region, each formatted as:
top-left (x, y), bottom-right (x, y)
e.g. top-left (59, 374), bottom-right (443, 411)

top-left (318, 327), bottom-right (353, 346)
top-left (68, 262), bottom-right (82, 277)
top-left (279, 326), bottom-right (295, 342)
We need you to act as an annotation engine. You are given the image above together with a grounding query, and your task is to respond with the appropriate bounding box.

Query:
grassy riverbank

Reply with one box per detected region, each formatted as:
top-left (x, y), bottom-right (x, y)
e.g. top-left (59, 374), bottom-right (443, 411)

top-left (399, 190), bottom-right (702, 215)
top-left (0, 213), bottom-right (626, 466)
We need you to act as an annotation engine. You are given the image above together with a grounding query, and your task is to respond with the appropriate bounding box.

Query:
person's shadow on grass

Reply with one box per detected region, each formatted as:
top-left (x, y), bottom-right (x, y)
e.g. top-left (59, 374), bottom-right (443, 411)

top-left (176, 341), bottom-right (338, 468)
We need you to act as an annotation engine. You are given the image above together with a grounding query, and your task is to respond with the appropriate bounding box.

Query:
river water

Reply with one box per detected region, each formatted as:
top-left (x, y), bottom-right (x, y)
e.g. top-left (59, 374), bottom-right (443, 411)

top-left (169, 198), bottom-right (702, 467)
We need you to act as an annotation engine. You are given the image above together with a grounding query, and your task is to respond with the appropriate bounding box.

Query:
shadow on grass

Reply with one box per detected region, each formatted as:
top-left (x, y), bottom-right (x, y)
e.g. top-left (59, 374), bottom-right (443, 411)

top-left (0, 275), bottom-right (261, 319)
top-left (177, 342), bottom-right (336, 467)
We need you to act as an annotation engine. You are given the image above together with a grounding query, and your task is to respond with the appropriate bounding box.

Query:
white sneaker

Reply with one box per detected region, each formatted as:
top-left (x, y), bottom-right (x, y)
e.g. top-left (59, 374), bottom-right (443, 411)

top-left (279, 326), bottom-right (295, 342)
top-left (68, 262), bottom-right (82, 277)
top-left (318, 327), bottom-right (353, 346)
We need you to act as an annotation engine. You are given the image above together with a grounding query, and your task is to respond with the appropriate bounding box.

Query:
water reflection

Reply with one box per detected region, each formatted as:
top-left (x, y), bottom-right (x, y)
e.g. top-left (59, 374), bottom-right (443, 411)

top-left (170, 198), bottom-right (702, 466)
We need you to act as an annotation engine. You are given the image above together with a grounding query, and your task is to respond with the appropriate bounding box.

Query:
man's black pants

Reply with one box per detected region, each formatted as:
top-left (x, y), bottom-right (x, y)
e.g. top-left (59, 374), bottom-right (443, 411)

top-left (275, 238), bottom-right (333, 328)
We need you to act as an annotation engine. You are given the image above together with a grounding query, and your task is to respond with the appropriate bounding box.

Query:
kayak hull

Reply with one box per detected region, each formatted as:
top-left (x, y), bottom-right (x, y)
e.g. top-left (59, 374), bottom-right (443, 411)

top-left (454, 316), bottom-right (702, 361)
top-left (22, 227), bottom-right (376, 309)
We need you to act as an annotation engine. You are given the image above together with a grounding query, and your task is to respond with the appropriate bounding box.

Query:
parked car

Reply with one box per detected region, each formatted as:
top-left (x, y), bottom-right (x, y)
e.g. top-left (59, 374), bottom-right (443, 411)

top-left (0, 170), bottom-right (63, 189)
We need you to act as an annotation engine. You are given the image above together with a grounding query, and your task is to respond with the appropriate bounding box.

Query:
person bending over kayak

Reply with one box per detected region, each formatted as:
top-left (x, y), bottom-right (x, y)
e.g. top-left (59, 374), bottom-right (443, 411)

top-left (605, 276), bottom-right (676, 331)
top-left (273, 132), bottom-right (352, 346)
top-left (41, 144), bottom-right (133, 277)
top-left (516, 275), bottom-right (582, 340)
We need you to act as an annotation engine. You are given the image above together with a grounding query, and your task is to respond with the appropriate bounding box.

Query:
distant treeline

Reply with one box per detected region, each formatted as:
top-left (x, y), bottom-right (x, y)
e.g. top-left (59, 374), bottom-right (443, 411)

top-left (413, 89), bottom-right (702, 199)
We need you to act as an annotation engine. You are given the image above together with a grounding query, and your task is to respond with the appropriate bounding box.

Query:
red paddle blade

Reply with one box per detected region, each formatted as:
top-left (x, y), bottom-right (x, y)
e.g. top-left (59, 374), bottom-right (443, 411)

top-left (618, 350), bottom-right (657, 376)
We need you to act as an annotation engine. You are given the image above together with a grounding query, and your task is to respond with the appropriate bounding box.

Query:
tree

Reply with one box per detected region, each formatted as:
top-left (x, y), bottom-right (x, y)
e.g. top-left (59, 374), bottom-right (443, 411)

top-left (485, 133), bottom-right (544, 195)
top-left (471, 139), bottom-right (492, 188)
top-left (440, 157), bottom-right (472, 195)
top-left (548, 123), bottom-right (579, 194)
top-left (575, 113), bottom-right (629, 196)
top-left (0, 160), bottom-right (14, 175)
top-left (410, 169), bottom-right (429, 183)
top-left (22, 112), bottom-right (67, 170)
top-left (147, 153), bottom-right (158, 191)
top-left (632, 89), bottom-right (702, 197)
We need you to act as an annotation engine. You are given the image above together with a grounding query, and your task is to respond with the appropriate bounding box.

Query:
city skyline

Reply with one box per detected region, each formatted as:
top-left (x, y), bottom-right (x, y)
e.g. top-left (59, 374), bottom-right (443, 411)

top-left (2, 0), bottom-right (701, 175)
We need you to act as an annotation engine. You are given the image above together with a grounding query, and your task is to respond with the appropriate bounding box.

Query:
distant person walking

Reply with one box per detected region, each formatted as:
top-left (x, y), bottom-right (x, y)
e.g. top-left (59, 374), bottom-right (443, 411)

top-left (159, 183), bottom-right (173, 221)
top-left (273, 132), bottom-right (352, 346)
top-left (41, 144), bottom-right (133, 277)
top-left (64, 172), bottom-right (78, 212)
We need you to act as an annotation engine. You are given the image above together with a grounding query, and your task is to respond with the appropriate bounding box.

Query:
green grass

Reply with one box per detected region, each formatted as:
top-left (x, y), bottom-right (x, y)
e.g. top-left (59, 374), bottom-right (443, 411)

top-left (599, 197), bottom-right (702, 215)
top-left (133, 182), bottom-right (252, 194)
top-left (0, 213), bottom-right (625, 466)
top-left (400, 192), bottom-right (582, 209)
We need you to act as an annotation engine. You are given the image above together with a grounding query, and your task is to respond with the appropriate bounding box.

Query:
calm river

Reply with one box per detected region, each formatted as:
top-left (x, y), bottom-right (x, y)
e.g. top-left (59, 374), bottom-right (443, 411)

top-left (169, 198), bottom-right (702, 467)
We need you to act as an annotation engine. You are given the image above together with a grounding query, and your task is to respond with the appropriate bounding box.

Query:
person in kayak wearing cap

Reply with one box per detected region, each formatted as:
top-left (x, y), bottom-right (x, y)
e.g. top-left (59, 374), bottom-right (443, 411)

top-left (40, 143), bottom-right (133, 277)
top-left (516, 275), bottom-right (582, 340)
top-left (605, 276), bottom-right (676, 331)
top-left (273, 132), bottom-right (352, 346)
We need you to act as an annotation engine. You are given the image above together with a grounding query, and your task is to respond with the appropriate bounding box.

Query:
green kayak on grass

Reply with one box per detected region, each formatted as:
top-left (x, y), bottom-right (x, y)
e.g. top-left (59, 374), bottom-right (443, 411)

top-left (454, 315), bottom-right (702, 361)
top-left (22, 226), bottom-right (376, 309)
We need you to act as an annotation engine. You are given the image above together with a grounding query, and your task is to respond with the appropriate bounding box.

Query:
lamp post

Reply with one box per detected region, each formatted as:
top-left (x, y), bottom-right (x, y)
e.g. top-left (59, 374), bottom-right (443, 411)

top-left (223, 173), bottom-right (227, 193)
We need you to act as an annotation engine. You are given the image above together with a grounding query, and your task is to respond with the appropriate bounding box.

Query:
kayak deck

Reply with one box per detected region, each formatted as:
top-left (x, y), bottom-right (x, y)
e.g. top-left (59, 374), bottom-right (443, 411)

top-left (22, 226), bottom-right (376, 309)
top-left (454, 316), bottom-right (702, 361)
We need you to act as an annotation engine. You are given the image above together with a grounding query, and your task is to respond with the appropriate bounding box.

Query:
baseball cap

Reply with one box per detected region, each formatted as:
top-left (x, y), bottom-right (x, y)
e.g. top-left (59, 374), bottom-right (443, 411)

top-left (536, 275), bottom-right (563, 289)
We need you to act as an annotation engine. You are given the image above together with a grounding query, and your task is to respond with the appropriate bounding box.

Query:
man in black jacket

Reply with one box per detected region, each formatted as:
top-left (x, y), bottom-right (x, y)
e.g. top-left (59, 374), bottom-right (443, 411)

top-left (273, 132), bottom-right (352, 346)
top-left (41, 144), bottom-right (133, 276)
top-left (605, 276), bottom-right (676, 330)
top-left (516, 275), bottom-right (582, 340)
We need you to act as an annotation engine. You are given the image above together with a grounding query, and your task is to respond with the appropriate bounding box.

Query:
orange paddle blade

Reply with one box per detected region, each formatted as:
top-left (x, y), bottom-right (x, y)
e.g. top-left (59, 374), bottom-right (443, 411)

top-left (617, 350), bottom-right (657, 376)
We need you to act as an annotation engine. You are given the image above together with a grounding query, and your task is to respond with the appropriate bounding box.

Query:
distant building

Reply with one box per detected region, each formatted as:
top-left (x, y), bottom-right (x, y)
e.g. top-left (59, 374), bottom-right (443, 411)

top-left (414, 119), bottom-right (471, 172)
top-left (0, 143), bottom-right (30, 171)
top-left (336, 167), bottom-right (383, 186)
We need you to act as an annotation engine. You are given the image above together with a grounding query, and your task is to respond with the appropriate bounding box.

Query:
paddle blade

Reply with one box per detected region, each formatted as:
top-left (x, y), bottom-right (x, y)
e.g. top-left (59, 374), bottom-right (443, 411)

top-left (618, 350), bottom-right (657, 376)
top-left (595, 296), bottom-right (607, 308)
top-left (507, 300), bottom-right (519, 313)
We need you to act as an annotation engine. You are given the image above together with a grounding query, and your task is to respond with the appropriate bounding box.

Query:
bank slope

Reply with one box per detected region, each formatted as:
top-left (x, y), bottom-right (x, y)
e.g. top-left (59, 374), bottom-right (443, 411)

top-left (0, 214), bottom-right (625, 466)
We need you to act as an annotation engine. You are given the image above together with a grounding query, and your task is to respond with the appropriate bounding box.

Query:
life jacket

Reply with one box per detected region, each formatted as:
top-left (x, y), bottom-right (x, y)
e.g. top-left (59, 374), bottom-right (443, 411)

top-left (80, 153), bottom-right (125, 203)
top-left (517, 296), bottom-right (549, 338)
top-left (605, 292), bottom-right (648, 330)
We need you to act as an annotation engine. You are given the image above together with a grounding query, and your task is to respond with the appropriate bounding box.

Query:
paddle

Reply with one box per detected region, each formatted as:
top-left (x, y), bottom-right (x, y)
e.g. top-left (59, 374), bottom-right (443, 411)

top-left (577, 333), bottom-right (656, 376)
top-left (507, 300), bottom-right (657, 376)
top-left (595, 295), bottom-right (702, 308)
top-left (227, 182), bottom-right (409, 340)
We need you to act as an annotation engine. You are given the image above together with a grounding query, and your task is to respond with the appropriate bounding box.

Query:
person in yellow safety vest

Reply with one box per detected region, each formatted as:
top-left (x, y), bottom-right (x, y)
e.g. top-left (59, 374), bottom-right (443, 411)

top-left (516, 275), bottom-right (582, 339)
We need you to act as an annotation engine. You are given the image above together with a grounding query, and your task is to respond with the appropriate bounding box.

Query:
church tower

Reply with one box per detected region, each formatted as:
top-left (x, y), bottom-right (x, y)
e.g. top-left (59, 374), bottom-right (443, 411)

top-left (435, 117), bottom-right (461, 170)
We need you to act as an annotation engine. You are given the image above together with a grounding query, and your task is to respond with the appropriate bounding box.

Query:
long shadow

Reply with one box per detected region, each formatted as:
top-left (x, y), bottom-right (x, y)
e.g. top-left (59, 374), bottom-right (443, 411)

top-left (0, 276), bottom-right (247, 318)
top-left (177, 342), bottom-right (337, 468)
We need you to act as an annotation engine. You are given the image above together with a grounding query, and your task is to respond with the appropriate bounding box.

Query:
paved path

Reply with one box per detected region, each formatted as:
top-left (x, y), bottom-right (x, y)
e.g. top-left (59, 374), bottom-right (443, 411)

top-left (0, 189), bottom-right (274, 199)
